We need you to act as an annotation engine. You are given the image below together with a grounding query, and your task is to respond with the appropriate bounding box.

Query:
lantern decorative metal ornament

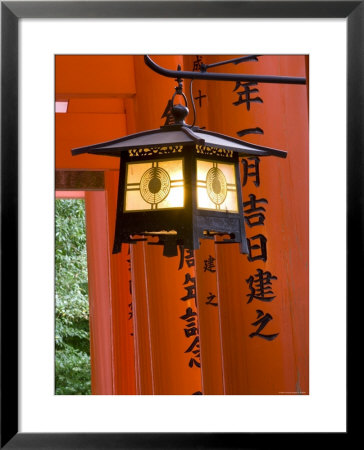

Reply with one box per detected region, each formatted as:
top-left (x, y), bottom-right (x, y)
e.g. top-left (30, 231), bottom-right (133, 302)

top-left (72, 78), bottom-right (287, 257)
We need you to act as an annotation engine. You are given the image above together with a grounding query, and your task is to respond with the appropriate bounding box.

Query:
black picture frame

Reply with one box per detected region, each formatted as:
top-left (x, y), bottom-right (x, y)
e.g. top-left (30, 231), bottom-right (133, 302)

top-left (1, 1), bottom-right (356, 448)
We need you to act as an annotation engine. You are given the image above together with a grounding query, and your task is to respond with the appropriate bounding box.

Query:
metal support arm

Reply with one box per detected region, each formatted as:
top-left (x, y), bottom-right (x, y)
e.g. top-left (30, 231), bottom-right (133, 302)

top-left (144, 55), bottom-right (306, 85)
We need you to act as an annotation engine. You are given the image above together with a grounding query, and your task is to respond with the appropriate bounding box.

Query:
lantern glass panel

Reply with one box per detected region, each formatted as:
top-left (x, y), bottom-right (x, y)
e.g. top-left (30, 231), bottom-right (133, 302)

top-left (196, 159), bottom-right (238, 212)
top-left (124, 159), bottom-right (184, 211)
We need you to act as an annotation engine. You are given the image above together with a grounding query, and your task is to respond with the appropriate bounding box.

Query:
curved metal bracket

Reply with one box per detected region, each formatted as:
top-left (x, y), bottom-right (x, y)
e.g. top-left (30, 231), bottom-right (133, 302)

top-left (144, 55), bottom-right (306, 85)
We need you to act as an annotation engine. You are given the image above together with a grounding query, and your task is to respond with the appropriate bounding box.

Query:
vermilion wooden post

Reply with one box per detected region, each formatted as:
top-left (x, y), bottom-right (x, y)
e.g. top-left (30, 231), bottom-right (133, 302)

top-left (142, 243), bottom-right (202, 394)
top-left (207, 55), bottom-right (309, 394)
top-left (130, 55), bottom-right (202, 394)
top-left (84, 191), bottom-right (114, 394)
top-left (130, 242), bottom-right (153, 394)
top-left (181, 55), bottom-right (224, 394)
top-left (194, 240), bottom-right (224, 394)
top-left (182, 55), bottom-right (210, 131)
top-left (104, 171), bottom-right (136, 394)
top-left (55, 58), bottom-right (135, 394)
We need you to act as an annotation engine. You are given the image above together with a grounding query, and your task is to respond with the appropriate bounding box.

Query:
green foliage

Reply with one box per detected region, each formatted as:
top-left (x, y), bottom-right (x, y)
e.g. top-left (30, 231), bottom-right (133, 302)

top-left (55, 199), bottom-right (91, 395)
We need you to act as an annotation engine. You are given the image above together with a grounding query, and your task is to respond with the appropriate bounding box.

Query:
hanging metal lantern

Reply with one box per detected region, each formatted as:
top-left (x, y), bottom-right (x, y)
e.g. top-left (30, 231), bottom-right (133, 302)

top-left (72, 100), bottom-right (286, 257)
top-left (72, 57), bottom-right (289, 257)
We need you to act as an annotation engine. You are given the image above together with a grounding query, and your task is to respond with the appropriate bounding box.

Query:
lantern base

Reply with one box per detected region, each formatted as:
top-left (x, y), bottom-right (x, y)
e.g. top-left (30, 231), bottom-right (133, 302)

top-left (113, 229), bottom-right (248, 257)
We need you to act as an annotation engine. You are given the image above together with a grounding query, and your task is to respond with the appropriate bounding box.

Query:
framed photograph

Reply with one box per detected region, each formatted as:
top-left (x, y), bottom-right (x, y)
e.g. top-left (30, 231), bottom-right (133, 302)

top-left (1, 1), bottom-right (356, 448)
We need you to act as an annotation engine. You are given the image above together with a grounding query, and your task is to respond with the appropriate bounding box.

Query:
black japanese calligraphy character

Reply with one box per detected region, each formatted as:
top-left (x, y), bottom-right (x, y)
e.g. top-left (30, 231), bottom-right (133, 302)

top-left (184, 327), bottom-right (199, 338)
top-left (178, 246), bottom-right (184, 270)
top-left (243, 194), bottom-right (268, 227)
top-left (128, 302), bottom-right (133, 320)
top-left (186, 336), bottom-right (200, 367)
top-left (183, 273), bottom-right (195, 285)
top-left (192, 55), bottom-right (204, 72)
top-left (247, 234), bottom-right (268, 262)
top-left (189, 358), bottom-right (201, 368)
top-left (203, 255), bottom-right (216, 273)
top-left (180, 307), bottom-right (197, 321)
top-left (185, 336), bottom-right (200, 353)
top-left (181, 312), bottom-right (198, 335)
top-left (180, 307), bottom-right (200, 367)
top-left (194, 89), bottom-right (207, 108)
top-left (233, 82), bottom-right (263, 111)
top-left (205, 292), bottom-right (218, 307)
top-left (178, 246), bottom-right (195, 270)
top-left (249, 309), bottom-right (279, 341)
top-left (181, 273), bottom-right (196, 301)
top-left (246, 269), bottom-right (277, 304)
top-left (242, 157), bottom-right (260, 187)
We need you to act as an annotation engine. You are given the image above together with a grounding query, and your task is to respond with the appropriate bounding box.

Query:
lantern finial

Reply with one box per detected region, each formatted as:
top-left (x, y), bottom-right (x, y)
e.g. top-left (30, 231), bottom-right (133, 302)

top-left (171, 104), bottom-right (189, 125)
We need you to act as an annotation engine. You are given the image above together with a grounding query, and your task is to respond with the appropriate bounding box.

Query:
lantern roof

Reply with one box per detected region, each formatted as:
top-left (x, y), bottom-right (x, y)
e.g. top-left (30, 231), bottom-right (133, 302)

top-left (71, 124), bottom-right (287, 159)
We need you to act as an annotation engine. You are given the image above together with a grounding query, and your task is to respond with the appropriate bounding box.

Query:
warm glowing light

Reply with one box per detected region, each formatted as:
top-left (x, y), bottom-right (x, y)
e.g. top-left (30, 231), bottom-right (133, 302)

top-left (196, 159), bottom-right (238, 212)
top-left (124, 159), bottom-right (184, 211)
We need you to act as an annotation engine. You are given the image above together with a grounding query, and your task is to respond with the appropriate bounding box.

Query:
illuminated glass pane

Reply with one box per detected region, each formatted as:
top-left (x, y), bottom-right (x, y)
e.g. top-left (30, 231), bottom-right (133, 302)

top-left (196, 159), bottom-right (212, 181)
top-left (126, 162), bottom-right (151, 184)
top-left (196, 159), bottom-right (238, 212)
top-left (124, 159), bottom-right (184, 211)
top-left (158, 160), bottom-right (184, 180)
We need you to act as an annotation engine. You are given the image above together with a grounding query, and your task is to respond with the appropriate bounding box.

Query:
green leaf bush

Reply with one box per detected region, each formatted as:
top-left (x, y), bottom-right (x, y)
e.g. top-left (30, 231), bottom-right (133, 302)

top-left (55, 199), bottom-right (91, 395)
